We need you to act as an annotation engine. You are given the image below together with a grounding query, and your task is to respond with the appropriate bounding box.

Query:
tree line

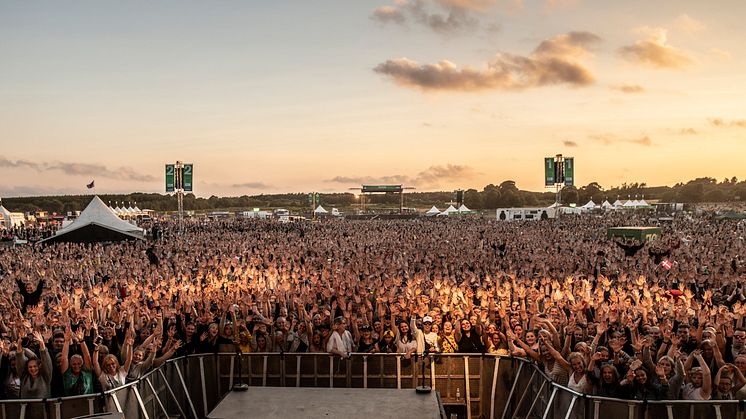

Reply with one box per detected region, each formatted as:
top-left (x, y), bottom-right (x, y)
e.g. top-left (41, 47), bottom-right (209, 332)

top-left (2, 177), bottom-right (744, 214)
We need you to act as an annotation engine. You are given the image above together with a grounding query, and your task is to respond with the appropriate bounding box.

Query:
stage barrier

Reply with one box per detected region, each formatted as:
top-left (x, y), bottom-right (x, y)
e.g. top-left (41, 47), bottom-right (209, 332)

top-left (0, 354), bottom-right (743, 419)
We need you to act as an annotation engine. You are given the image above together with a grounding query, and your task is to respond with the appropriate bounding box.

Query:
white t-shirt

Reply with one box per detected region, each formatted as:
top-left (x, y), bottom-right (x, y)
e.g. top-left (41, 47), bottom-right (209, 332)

top-left (326, 331), bottom-right (353, 355)
top-left (424, 332), bottom-right (440, 352)
top-left (682, 383), bottom-right (707, 400)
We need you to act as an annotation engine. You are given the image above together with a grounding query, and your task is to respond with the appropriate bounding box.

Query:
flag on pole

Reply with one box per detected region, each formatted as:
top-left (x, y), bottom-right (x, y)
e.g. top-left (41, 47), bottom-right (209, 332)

top-left (660, 259), bottom-right (673, 270)
top-left (86, 181), bottom-right (95, 189)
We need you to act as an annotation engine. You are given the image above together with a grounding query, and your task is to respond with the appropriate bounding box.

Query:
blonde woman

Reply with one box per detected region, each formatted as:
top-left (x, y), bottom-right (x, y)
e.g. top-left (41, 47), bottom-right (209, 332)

top-left (93, 330), bottom-right (133, 391)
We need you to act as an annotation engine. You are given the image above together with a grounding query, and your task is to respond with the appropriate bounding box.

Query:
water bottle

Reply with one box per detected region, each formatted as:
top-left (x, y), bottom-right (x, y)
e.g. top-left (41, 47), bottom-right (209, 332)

top-left (455, 387), bottom-right (460, 401)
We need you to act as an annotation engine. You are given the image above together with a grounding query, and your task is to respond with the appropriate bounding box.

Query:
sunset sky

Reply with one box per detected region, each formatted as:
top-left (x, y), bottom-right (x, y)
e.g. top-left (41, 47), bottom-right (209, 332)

top-left (1, 1), bottom-right (745, 197)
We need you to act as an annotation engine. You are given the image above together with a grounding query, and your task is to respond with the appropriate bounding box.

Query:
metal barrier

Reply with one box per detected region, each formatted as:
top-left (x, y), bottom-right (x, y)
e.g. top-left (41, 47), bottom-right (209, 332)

top-left (1, 354), bottom-right (744, 419)
top-left (502, 357), bottom-right (746, 419)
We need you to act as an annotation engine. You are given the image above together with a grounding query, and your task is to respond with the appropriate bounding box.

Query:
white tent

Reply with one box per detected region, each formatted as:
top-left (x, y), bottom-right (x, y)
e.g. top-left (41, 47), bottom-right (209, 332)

top-left (613, 199), bottom-right (624, 208)
top-left (623, 200), bottom-right (636, 208)
top-left (41, 196), bottom-right (145, 243)
top-left (0, 204), bottom-right (25, 227)
top-left (425, 206), bottom-right (441, 216)
top-left (638, 198), bottom-right (649, 207)
top-left (439, 205), bottom-right (459, 216)
top-left (314, 205), bottom-right (328, 214)
top-left (547, 202), bottom-right (562, 209)
top-left (458, 204), bottom-right (472, 212)
top-left (601, 200), bottom-right (613, 209)
top-left (331, 208), bottom-right (341, 216)
top-left (581, 200), bottom-right (597, 210)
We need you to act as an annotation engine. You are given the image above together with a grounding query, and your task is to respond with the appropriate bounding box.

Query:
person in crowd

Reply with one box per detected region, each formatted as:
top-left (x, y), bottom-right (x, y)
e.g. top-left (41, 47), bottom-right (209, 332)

top-left (60, 326), bottom-right (93, 396)
top-left (16, 332), bottom-right (52, 398)
top-left (327, 317), bottom-right (353, 358)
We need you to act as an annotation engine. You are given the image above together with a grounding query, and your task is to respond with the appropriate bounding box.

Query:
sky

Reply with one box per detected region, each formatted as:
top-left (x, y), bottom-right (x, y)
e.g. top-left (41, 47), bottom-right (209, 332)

top-left (1, 0), bottom-right (745, 197)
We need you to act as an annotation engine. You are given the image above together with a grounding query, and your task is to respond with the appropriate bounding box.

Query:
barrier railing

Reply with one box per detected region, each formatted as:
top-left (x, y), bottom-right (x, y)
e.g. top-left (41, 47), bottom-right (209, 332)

top-left (1, 353), bottom-right (744, 419)
top-left (503, 356), bottom-right (746, 419)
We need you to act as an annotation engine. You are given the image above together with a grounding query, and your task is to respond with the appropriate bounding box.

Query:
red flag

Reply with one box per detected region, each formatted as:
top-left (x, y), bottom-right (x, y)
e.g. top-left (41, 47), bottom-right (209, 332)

top-left (660, 259), bottom-right (672, 270)
top-left (86, 181), bottom-right (95, 189)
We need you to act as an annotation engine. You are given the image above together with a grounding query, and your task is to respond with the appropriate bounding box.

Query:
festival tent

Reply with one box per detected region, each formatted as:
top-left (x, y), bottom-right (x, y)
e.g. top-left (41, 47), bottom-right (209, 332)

top-left (458, 204), bottom-right (474, 213)
top-left (0, 204), bottom-right (25, 227)
top-left (547, 202), bottom-right (562, 209)
top-left (601, 200), bottom-right (613, 209)
top-left (425, 206), bottom-right (441, 216)
top-left (581, 200), bottom-right (597, 210)
top-left (623, 200), bottom-right (636, 208)
top-left (638, 198), bottom-right (650, 207)
top-left (314, 205), bottom-right (328, 214)
top-left (41, 196), bottom-right (146, 244)
top-left (438, 205), bottom-right (459, 216)
top-left (613, 199), bottom-right (624, 208)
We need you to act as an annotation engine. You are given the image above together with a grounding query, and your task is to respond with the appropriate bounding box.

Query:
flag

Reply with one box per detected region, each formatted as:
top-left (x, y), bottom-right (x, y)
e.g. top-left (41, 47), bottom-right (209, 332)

top-left (660, 259), bottom-right (673, 270)
top-left (86, 181), bottom-right (95, 189)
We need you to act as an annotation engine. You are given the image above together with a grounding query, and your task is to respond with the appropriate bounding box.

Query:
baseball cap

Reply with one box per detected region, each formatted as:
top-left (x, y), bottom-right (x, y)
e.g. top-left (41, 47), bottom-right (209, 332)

top-left (423, 316), bottom-right (433, 324)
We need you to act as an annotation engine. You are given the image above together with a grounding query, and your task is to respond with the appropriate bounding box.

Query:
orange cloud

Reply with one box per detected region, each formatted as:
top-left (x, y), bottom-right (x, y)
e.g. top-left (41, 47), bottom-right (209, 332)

top-left (614, 84), bottom-right (645, 93)
top-left (374, 31), bottom-right (600, 91)
top-left (619, 28), bottom-right (693, 69)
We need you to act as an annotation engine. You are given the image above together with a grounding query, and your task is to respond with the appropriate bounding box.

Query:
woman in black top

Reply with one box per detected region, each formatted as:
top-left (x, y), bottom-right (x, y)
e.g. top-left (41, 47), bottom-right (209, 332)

top-left (357, 325), bottom-right (377, 353)
top-left (456, 319), bottom-right (484, 353)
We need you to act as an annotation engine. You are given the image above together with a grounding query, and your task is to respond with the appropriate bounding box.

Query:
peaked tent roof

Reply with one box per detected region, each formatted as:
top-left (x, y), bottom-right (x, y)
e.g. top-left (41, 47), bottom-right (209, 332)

top-left (41, 196), bottom-right (145, 244)
top-left (547, 202), bottom-right (562, 208)
top-left (425, 206), bottom-right (441, 215)
top-left (613, 199), bottom-right (624, 207)
top-left (439, 205), bottom-right (459, 215)
top-left (638, 199), bottom-right (649, 207)
top-left (458, 204), bottom-right (471, 212)
top-left (581, 200), bottom-right (596, 209)
top-left (623, 200), bottom-right (636, 207)
top-left (314, 205), bottom-right (328, 213)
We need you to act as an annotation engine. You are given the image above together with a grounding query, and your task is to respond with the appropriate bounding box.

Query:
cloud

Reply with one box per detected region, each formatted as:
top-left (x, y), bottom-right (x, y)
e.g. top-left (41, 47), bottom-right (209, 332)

top-left (709, 118), bottom-right (746, 128)
top-left (0, 156), bottom-right (156, 182)
top-left (619, 28), bottom-right (693, 69)
top-left (614, 84), bottom-right (645, 93)
top-left (371, 6), bottom-right (407, 24)
top-left (0, 157), bottom-right (43, 171)
top-left (679, 128), bottom-right (698, 135)
top-left (589, 133), bottom-right (653, 146)
top-left (374, 31), bottom-right (600, 91)
top-left (673, 14), bottom-right (705, 34)
top-left (232, 182), bottom-right (273, 189)
top-left (327, 175), bottom-right (412, 184)
top-left (563, 140), bottom-right (578, 147)
top-left (372, 0), bottom-right (501, 35)
top-left (630, 135), bottom-right (652, 146)
top-left (405, 0), bottom-right (480, 34)
top-left (416, 164), bottom-right (477, 184)
top-left (326, 164), bottom-right (478, 188)
top-left (436, 0), bottom-right (498, 12)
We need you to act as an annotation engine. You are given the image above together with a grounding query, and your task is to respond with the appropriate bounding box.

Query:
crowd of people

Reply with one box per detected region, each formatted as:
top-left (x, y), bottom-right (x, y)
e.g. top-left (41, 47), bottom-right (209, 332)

top-left (0, 211), bottom-right (745, 403)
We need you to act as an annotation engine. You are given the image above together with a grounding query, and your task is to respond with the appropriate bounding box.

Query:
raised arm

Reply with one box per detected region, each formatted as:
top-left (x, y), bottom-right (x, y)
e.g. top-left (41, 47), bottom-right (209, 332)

top-left (694, 351), bottom-right (711, 399)
top-left (122, 331), bottom-right (134, 372)
top-left (60, 325), bottom-right (72, 374)
top-left (543, 338), bottom-right (572, 372)
top-left (92, 346), bottom-right (102, 378)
